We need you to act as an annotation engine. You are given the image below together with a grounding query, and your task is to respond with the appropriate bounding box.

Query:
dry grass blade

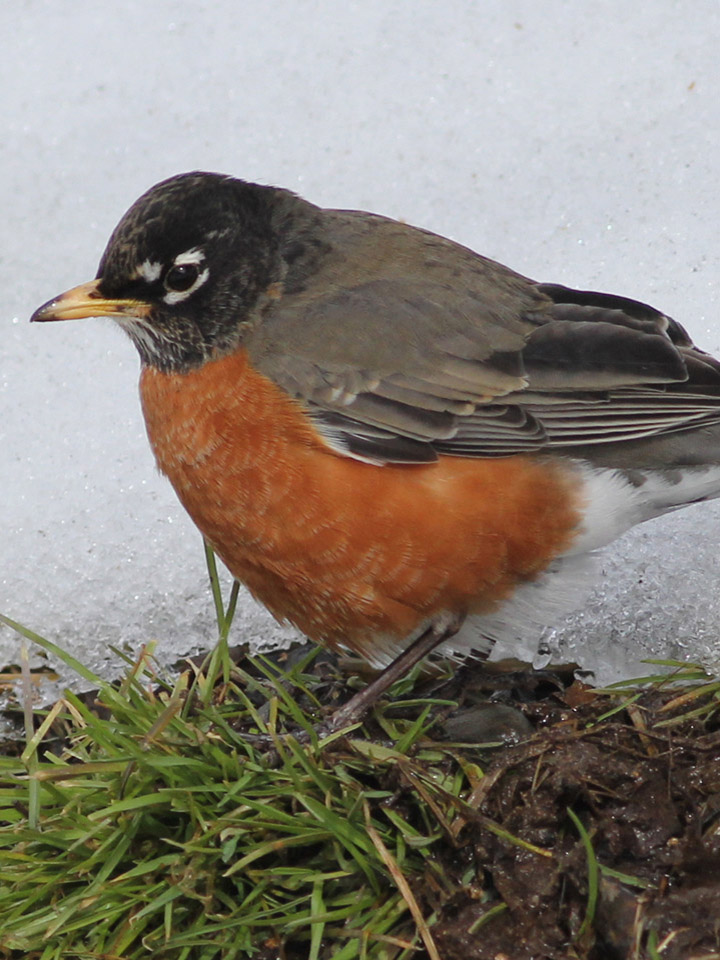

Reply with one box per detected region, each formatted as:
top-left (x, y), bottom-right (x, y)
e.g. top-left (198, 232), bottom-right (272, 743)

top-left (363, 800), bottom-right (440, 960)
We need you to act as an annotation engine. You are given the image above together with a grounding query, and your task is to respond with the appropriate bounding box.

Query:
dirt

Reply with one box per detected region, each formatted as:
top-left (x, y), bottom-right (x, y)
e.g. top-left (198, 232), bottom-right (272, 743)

top-left (300, 651), bottom-right (720, 960)
top-left (400, 661), bottom-right (720, 960)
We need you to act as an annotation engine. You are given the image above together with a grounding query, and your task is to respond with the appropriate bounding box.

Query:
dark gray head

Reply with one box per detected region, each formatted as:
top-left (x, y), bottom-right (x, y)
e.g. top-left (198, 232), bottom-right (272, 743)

top-left (32, 171), bottom-right (328, 371)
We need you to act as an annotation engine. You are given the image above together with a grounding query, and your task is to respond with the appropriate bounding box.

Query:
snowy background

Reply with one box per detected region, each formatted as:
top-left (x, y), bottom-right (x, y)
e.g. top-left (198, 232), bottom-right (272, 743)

top-left (2, 0), bottom-right (720, 695)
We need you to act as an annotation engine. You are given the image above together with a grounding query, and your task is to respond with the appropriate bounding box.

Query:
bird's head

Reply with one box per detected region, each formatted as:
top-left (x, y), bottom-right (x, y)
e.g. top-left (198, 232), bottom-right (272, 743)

top-left (31, 171), bottom-right (318, 371)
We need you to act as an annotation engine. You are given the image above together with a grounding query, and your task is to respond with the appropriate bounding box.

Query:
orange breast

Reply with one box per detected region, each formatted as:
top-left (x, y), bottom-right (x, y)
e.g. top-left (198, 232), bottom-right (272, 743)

top-left (140, 349), bottom-right (583, 660)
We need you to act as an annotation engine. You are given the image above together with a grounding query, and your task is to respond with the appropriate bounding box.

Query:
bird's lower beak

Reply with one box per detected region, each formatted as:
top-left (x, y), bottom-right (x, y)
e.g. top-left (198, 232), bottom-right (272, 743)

top-left (30, 279), bottom-right (151, 323)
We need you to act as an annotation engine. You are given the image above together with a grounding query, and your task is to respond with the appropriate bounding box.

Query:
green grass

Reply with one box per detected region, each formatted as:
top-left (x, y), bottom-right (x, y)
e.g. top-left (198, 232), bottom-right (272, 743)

top-left (0, 638), bottom-right (476, 958)
top-left (0, 548), bottom-right (491, 960)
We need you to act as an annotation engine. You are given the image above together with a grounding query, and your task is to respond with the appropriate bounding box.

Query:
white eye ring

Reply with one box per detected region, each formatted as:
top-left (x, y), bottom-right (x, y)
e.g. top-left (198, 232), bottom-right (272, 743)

top-left (162, 248), bottom-right (209, 304)
top-left (165, 262), bottom-right (200, 292)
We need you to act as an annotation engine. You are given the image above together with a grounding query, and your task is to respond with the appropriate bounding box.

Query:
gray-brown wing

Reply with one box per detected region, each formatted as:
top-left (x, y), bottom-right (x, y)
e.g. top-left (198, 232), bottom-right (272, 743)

top-left (248, 210), bottom-right (720, 464)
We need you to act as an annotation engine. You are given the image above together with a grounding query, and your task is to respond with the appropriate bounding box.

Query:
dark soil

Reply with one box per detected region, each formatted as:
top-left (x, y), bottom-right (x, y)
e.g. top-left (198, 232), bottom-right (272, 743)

top-left (293, 649), bottom-right (720, 960)
top-left (427, 683), bottom-right (720, 960)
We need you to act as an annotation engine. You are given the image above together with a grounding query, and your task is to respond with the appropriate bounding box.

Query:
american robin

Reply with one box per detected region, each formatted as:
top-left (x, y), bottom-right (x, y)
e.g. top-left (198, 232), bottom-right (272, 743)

top-left (31, 172), bottom-right (720, 726)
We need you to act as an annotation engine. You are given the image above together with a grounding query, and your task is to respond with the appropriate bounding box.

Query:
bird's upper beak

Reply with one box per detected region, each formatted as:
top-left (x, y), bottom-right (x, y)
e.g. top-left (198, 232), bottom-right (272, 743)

top-left (30, 279), bottom-right (151, 323)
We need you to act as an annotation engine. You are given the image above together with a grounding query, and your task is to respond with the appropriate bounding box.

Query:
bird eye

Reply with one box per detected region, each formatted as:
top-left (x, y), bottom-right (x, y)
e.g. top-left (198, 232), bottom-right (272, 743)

top-left (165, 263), bottom-right (200, 292)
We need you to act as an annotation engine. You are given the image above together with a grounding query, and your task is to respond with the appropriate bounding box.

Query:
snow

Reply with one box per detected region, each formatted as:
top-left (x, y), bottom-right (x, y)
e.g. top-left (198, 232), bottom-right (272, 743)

top-left (2, 0), bottom-right (720, 694)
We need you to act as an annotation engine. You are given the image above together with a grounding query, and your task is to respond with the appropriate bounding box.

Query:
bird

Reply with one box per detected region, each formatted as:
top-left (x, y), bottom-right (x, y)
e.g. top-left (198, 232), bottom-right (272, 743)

top-left (31, 171), bottom-right (720, 727)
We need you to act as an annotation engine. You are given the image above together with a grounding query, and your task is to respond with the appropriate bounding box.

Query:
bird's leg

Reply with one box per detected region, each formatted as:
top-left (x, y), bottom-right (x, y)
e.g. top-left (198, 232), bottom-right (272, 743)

top-left (325, 611), bottom-right (465, 732)
top-left (239, 614), bottom-right (466, 758)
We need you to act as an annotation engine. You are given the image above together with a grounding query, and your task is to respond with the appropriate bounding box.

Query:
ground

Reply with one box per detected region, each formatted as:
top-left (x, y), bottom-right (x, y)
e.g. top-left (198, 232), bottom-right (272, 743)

top-left (1, 642), bottom-right (719, 959)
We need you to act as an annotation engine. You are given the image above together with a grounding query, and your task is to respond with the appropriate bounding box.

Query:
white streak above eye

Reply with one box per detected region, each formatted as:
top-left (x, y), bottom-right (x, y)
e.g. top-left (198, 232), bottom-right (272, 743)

top-left (173, 247), bottom-right (205, 267)
top-left (135, 260), bottom-right (163, 283)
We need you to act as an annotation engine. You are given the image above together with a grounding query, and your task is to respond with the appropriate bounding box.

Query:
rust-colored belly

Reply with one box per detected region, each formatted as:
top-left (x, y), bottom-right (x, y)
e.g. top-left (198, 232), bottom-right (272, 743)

top-left (140, 349), bottom-right (582, 659)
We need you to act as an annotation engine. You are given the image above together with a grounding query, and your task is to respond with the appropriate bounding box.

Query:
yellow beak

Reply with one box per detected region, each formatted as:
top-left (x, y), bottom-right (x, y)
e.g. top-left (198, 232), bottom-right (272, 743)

top-left (30, 279), bottom-right (151, 323)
